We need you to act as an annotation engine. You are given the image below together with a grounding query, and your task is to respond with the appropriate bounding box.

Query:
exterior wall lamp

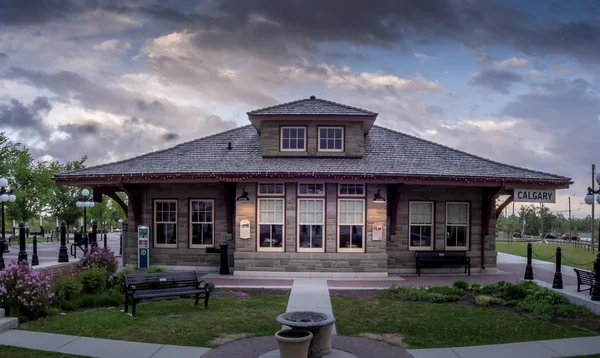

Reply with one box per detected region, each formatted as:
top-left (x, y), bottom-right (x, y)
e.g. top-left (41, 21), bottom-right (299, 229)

top-left (372, 189), bottom-right (385, 203)
top-left (236, 188), bottom-right (250, 201)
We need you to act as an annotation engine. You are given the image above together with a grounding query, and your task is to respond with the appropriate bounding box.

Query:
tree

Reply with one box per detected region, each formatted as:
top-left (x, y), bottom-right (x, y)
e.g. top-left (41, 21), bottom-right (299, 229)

top-left (49, 157), bottom-right (87, 232)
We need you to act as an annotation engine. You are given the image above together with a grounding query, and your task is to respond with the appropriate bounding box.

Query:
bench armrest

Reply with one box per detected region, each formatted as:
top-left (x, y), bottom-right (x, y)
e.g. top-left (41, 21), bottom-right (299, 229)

top-left (197, 280), bottom-right (207, 289)
top-left (126, 285), bottom-right (137, 293)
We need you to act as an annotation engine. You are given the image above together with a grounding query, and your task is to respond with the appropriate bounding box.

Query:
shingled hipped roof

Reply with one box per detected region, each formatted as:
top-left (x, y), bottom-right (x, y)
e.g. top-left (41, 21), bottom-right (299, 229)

top-left (55, 124), bottom-right (571, 185)
top-left (247, 96), bottom-right (377, 116)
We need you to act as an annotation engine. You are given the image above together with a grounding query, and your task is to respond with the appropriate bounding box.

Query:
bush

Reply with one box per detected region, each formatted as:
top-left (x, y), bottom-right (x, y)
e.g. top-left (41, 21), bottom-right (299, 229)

top-left (78, 268), bottom-right (107, 294)
top-left (53, 276), bottom-right (83, 302)
top-left (387, 285), bottom-right (460, 303)
top-left (0, 260), bottom-right (54, 320)
top-left (78, 248), bottom-right (118, 278)
top-left (475, 295), bottom-right (500, 306)
top-left (556, 304), bottom-right (590, 318)
top-left (470, 283), bottom-right (482, 293)
top-left (146, 266), bottom-right (165, 274)
top-left (428, 286), bottom-right (461, 296)
top-left (481, 283), bottom-right (498, 294)
top-left (499, 284), bottom-right (527, 300)
top-left (517, 300), bottom-right (554, 318)
top-left (206, 282), bottom-right (215, 292)
top-left (109, 267), bottom-right (135, 293)
top-left (503, 300), bottom-right (520, 307)
top-left (453, 280), bottom-right (469, 291)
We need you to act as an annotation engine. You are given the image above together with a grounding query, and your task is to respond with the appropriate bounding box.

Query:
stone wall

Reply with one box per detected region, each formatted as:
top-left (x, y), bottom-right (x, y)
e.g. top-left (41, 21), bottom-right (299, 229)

top-left (234, 182), bottom-right (388, 273)
top-left (34, 261), bottom-right (79, 283)
top-left (125, 183), bottom-right (233, 269)
top-left (387, 185), bottom-right (497, 273)
top-left (260, 120), bottom-right (365, 157)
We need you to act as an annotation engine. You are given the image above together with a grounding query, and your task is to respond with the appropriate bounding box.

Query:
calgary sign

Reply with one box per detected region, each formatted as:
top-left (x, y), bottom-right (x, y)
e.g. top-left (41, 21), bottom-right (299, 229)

top-left (514, 188), bottom-right (556, 203)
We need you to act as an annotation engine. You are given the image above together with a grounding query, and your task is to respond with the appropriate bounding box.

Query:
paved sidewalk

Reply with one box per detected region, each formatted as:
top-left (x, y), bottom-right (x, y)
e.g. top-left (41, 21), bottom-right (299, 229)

top-left (285, 279), bottom-right (336, 334)
top-left (0, 330), bottom-right (211, 358)
top-left (408, 336), bottom-right (600, 358)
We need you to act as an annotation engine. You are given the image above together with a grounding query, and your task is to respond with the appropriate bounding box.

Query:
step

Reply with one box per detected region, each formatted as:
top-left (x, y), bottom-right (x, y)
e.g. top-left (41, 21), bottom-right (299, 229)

top-left (0, 317), bottom-right (18, 333)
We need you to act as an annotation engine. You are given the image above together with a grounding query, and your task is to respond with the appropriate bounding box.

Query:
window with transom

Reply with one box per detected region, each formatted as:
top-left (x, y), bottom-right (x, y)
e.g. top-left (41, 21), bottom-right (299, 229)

top-left (338, 199), bottom-right (364, 252)
top-left (154, 200), bottom-right (177, 248)
top-left (446, 202), bottom-right (469, 250)
top-left (190, 200), bottom-right (214, 248)
top-left (298, 199), bottom-right (325, 252)
top-left (258, 198), bottom-right (284, 251)
top-left (409, 201), bottom-right (434, 250)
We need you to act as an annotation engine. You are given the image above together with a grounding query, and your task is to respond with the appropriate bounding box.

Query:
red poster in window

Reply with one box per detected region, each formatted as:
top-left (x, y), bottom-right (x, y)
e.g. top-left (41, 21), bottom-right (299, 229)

top-left (372, 222), bottom-right (383, 241)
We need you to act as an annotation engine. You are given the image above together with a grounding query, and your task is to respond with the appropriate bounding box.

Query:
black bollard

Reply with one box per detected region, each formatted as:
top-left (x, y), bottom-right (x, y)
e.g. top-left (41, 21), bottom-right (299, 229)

top-left (18, 221), bottom-right (27, 264)
top-left (32, 235), bottom-right (39, 266)
top-left (219, 243), bottom-right (230, 275)
top-left (552, 247), bottom-right (563, 289)
top-left (11, 226), bottom-right (15, 247)
top-left (103, 225), bottom-right (107, 249)
top-left (119, 233), bottom-right (122, 255)
top-left (58, 220), bottom-right (69, 263)
top-left (524, 242), bottom-right (534, 280)
top-left (0, 240), bottom-right (4, 270)
top-left (592, 251), bottom-right (600, 301)
top-left (91, 220), bottom-right (97, 251)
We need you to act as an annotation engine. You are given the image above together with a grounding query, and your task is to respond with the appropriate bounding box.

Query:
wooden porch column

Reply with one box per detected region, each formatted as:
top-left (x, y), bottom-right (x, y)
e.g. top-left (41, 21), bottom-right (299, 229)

top-left (221, 182), bottom-right (236, 235)
top-left (388, 183), bottom-right (404, 238)
top-left (481, 185), bottom-right (505, 269)
top-left (496, 195), bottom-right (514, 219)
top-left (119, 183), bottom-right (143, 228)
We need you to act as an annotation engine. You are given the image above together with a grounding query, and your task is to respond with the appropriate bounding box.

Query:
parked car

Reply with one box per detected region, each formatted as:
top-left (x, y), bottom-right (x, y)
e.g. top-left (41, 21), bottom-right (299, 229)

top-left (562, 234), bottom-right (580, 241)
top-left (540, 233), bottom-right (557, 240)
top-left (512, 232), bottom-right (522, 238)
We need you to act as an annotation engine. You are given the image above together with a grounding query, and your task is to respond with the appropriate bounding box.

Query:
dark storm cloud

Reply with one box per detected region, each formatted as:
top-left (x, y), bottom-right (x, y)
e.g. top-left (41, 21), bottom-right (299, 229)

top-left (0, 97), bottom-right (51, 133)
top-left (0, 0), bottom-right (82, 26)
top-left (470, 69), bottom-right (523, 94)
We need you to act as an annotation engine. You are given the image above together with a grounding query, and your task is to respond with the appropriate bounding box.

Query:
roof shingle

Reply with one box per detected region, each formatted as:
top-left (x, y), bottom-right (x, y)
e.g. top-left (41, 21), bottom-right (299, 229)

top-left (56, 125), bottom-right (570, 183)
top-left (247, 96), bottom-right (377, 116)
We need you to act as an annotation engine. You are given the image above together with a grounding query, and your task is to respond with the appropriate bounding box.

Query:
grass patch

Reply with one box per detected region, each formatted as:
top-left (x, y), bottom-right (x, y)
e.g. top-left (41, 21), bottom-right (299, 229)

top-left (20, 296), bottom-right (287, 348)
top-left (0, 346), bottom-right (85, 358)
top-left (331, 296), bottom-right (593, 348)
top-left (497, 241), bottom-right (597, 270)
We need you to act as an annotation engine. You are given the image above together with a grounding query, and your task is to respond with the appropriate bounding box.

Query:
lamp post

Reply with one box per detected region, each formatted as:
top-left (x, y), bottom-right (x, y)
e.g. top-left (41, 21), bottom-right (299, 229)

top-left (584, 175), bottom-right (600, 301)
top-left (0, 177), bottom-right (17, 269)
top-left (118, 218), bottom-right (123, 255)
top-left (76, 189), bottom-right (95, 252)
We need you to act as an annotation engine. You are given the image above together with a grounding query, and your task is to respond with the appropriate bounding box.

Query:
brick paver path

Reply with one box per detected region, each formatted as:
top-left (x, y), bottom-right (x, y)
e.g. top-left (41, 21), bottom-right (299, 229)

top-left (201, 336), bottom-right (413, 358)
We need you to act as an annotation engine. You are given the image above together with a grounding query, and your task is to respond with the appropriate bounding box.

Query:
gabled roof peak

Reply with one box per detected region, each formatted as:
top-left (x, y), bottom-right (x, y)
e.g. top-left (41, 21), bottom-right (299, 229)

top-left (247, 96), bottom-right (378, 116)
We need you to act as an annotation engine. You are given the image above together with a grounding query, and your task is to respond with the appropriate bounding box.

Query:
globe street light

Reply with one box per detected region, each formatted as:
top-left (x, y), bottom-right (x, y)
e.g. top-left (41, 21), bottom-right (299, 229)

top-left (584, 172), bottom-right (600, 301)
top-left (0, 177), bottom-right (16, 269)
top-left (76, 189), bottom-right (95, 252)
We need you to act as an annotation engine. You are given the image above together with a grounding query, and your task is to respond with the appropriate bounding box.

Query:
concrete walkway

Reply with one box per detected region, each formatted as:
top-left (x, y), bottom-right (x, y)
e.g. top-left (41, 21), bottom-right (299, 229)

top-left (285, 279), bottom-right (336, 334)
top-left (408, 336), bottom-right (600, 358)
top-left (0, 330), bottom-right (210, 358)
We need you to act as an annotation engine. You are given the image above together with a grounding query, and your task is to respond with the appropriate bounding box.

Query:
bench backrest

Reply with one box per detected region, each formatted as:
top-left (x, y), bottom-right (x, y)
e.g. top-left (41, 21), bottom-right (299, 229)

top-left (416, 251), bottom-right (467, 259)
top-left (124, 271), bottom-right (199, 291)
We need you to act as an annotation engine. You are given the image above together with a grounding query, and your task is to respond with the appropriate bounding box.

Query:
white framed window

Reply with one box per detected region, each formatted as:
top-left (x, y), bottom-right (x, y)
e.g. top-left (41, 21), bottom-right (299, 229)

top-left (298, 199), bottom-right (325, 252)
top-left (298, 183), bottom-right (325, 196)
top-left (446, 202), bottom-right (469, 250)
top-left (338, 199), bottom-right (364, 252)
top-left (409, 201), bottom-right (434, 250)
top-left (318, 126), bottom-right (344, 152)
top-left (281, 126), bottom-right (306, 151)
top-left (338, 184), bottom-right (364, 196)
top-left (258, 183), bottom-right (285, 196)
top-left (189, 200), bottom-right (214, 248)
top-left (154, 200), bottom-right (177, 248)
top-left (258, 198), bottom-right (285, 251)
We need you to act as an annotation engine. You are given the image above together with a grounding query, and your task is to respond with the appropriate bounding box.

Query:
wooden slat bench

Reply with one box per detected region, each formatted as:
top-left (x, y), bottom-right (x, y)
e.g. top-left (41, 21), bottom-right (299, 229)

top-left (124, 271), bottom-right (209, 317)
top-left (574, 268), bottom-right (595, 295)
top-left (416, 251), bottom-right (470, 276)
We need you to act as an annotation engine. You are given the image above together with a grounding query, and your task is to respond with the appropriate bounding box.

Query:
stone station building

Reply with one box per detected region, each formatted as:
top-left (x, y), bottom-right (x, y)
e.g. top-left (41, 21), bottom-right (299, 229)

top-left (53, 97), bottom-right (571, 277)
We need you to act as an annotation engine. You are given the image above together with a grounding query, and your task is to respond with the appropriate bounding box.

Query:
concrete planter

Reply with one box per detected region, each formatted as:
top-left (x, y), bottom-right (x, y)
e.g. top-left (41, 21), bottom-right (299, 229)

top-left (275, 329), bottom-right (313, 358)
top-left (310, 322), bottom-right (334, 356)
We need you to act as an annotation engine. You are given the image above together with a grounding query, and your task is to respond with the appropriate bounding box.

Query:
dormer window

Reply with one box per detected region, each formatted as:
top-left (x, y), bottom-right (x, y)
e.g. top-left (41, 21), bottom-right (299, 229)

top-left (318, 126), bottom-right (344, 152)
top-left (280, 126), bottom-right (306, 151)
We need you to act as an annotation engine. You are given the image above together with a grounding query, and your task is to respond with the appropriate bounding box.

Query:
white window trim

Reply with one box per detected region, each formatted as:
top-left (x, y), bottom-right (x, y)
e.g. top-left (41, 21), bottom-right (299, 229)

top-left (445, 202), bottom-right (470, 251)
top-left (189, 199), bottom-right (215, 249)
top-left (154, 199), bottom-right (178, 248)
top-left (280, 126), bottom-right (307, 152)
top-left (337, 183), bottom-right (365, 197)
top-left (337, 198), bottom-right (365, 253)
top-left (257, 198), bottom-right (285, 252)
top-left (297, 198), bottom-right (325, 253)
top-left (297, 183), bottom-right (326, 197)
top-left (408, 201), bottom-right (434, 251)
top-left (257, 183), bottom-right (286, 196)
top-left (318, 126), bottom-right (344, 152)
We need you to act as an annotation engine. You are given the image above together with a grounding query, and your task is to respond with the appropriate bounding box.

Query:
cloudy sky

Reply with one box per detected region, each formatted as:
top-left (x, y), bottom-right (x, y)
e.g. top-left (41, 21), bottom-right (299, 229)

top-left (1, 0), bottom-right (599, 217)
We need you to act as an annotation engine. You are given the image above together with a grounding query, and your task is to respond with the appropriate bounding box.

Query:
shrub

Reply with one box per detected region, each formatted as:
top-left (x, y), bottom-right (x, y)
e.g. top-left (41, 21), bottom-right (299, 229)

top-left (470, 283), bottom-right (482, 293)
top-left (109, 267), bottom-right (135, 293)
top-left (453, 280), bottom-right (469, 291)
top-left (206, 282), bottom-right (215, 292)
top-left (146, 266), bottom-right (165, 274)
top-left (530, 287), bottom-right (567, 305)
top-left (428, 286), bottom-right (461, 296)
top-left (78, 248), bottom-right (118, 278)
top-left (0, 260), bottom-right (54, 320)
top-left (78, 268), bottom-right (107, 294)
top-left (424, 293), bottom-right (460, 303)
top-left (475, 295), bottom-right (500, 306)
top-left (556, 304), bottom-right (590, 318)
top-left (387, 285), bottom-right (460, 303)
top-left (53, 276), bottom-right (83, 302)
top-left (503, 300), bottom-right (520, 307)
top-left (481, 283), bottom-right (498, 294)
top-left (516, 300), bottom-right (555, 318)
top-left (499, 284), bottom-right (527, 300)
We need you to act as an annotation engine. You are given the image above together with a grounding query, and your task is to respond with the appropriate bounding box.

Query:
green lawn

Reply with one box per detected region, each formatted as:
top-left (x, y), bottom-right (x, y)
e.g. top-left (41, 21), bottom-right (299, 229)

top-left (0, 346), bottom-right (85, 358)
top-left (21, 296), bottom-right (288, 348)
top-left (331, 296), bottom-right (595, 349)
top-left (497, 241), bottom-right (597, 270)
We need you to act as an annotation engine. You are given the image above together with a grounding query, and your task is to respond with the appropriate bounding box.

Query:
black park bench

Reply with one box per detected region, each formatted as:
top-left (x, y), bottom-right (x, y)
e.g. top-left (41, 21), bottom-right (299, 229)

top-left (574, 268), bottom-right (595, 295)
top-left (415, 251), bottom-right (471, 276)
top-left (123, 271), bottom-right (210, 317)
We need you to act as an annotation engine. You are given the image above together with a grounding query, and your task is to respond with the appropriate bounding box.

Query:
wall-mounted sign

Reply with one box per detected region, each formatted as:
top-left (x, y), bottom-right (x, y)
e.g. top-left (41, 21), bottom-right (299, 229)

top-left (372, 222), bottom-right (383, 241)
top-left (240, 220), bottom-right (251, 239)
top-left (514, 188), bottom-right (556, 203)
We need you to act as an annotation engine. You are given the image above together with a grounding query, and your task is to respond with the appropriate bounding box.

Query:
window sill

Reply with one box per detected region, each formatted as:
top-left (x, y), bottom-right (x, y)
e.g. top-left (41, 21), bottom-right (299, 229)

top-left (338, 248), bottom-right (365, 253)
top-left (189, 244), bottom-right (215, 249)
top-left (257, 248), bottom-right (285, 252)
top-left (297, 248), bottom-right (325, 253)
top-left (154, 244), bottom-right (178, 249)
top-left (408, 247), bottom-right (434, 251)
top-left (444, 246), bottom-right (469, 251)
